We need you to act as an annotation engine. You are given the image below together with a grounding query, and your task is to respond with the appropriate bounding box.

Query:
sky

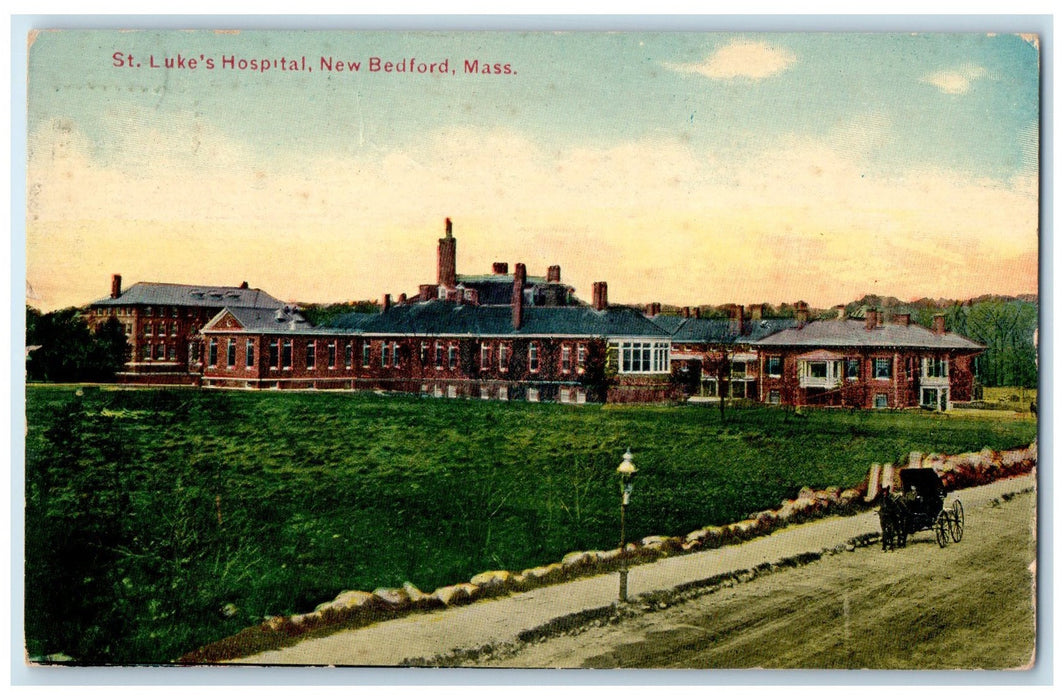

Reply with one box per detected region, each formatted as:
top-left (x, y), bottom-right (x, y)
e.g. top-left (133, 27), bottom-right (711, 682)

top-left (25, 30), bottom-right (1041, 312)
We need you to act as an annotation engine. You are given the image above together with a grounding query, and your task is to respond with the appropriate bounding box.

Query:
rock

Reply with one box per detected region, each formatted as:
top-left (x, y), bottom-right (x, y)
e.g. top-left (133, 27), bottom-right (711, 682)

top-left (316, 590), bottom-right (377, 613)
top-left (685, 528), bottom-right (709, 543)
top-left (373, 587), bottom-right (412, 608)
top-left (521, 563), bottom-right (564, 583)
top-left (264, 616), bottom-right (287, 632)
top-left (469, 570), bottom-right (514, 592)
top-left (561, 551), bottom-right (593, 568)
top-left (432, 583), bottom-right (480, 606)
top-left (839, 488), bottom-right (862, 505)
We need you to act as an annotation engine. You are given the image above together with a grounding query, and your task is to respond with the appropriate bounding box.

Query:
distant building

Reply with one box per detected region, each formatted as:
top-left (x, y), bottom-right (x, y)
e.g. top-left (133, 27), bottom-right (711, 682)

top-left (86, 219), bottom-right (984, 409)
top-left (86, 277), bottom-right (282, 384)
top-left (198, 220), bottom-right (674, 403)
top-left (753, 309), bottom-right (982, 410)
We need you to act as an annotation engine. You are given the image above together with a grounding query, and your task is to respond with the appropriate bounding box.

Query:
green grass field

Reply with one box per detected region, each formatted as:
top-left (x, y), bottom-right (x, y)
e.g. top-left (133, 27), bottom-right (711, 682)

top-left (23, 386), bottom-right (1037, 664)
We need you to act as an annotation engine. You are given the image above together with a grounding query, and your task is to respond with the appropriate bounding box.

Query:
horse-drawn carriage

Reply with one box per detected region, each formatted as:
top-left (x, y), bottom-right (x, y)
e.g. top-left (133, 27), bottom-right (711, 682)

top-left (878, 468), bottom-right (964, 550)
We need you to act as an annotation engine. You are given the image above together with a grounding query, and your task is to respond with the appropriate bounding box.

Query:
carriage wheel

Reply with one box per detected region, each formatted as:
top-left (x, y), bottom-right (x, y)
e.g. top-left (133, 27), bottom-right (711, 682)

top-left (950, 499), bottom-right (964, 543)
top-left (935, 512), bottom-right (950, 548)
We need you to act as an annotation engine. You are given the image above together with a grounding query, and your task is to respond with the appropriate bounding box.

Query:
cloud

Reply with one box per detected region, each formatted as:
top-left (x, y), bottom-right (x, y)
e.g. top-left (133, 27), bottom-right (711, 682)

top-left (922, 64), bottom-right (987, 95)
top-left (663, 40), bottom-right (797, 80)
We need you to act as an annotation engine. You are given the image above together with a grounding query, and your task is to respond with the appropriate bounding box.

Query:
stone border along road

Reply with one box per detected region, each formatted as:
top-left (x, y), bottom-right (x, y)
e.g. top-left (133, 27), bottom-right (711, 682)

top-left (228, 473), bottom-right (1036, 667)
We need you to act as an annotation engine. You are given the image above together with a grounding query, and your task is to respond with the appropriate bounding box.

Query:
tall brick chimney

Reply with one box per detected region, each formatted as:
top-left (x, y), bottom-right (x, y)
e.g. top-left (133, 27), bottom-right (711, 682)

top-left (682, 307), bottom-right (690, 319)
top-left (398, 293), bottom-right (408, 305)
top-left (110, 274), bottom-right (122, 299)
top-left (730, 305), bottom-right (746, 335)
top-left (547, 265), bottom-right (561, 283)
top-left (835, 304), bottom-right (846, 321)
top-left (795, 302), bottom-right (808, 329)
top-left (492, 262), bottom-right (509, 275)
top-left (592, 282), bottom-right (608, 311)
top-left (512, 263), bottom-right (526, 329)
top-left (865, 309), bottom-right (878, 331)
top-left (437, 217), bottom-right (457, 289)
top-left (693, 307), bottom-right (701, 319)
top-left (894, 312), bottom-right (910, 327)
top-left (933, 313), bottom-right (946, 335)
top-left (381, 294), bottom-right (391, 313)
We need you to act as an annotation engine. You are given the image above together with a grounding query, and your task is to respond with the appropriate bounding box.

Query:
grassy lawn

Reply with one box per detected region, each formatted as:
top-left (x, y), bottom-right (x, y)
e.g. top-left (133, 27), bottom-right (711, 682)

top-left (23, 386), bottom-right (1037, 664)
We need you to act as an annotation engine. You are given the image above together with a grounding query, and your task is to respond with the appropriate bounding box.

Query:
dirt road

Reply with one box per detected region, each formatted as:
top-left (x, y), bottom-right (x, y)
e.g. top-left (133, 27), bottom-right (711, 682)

top-left (476, 487), bottom-right (1037, 669)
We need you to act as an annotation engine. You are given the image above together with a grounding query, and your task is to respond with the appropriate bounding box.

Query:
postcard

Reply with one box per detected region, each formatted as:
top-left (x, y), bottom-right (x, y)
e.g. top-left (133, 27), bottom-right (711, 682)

top-left (23, 28), bottom-right (1040, 671)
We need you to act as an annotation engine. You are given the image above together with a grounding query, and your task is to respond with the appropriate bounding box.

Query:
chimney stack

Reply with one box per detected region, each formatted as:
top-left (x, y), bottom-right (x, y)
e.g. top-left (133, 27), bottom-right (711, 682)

top-left (865, 309), bottom-right (878, 331)
top-left (398, 293), bottom-right (408, 305)
top-left (437, 217), bottom-right (457, 289)
top-left (682, 307), bottom-right (690, 319)
top-left (835, 304), bottom-right (846, 321)
top-left (592, 282), bottom-right (608, 311)
top-left (731, 305), bottom-right (746, 335)
top-left (546, 265), bottom-right (561, 283)
top-left (933, 313), bottom-right (946, 335)
top-left (693, 307), bottom-right (701, 319)
top-left (110, 274), bottom-right (122, 299)
top-left (895, 312), bottom-right (910, 327)
top-left (795, 302), bottom-right (808, 329)
top-left (512, 263), bottom-right (527, 329)
top-left (492, 262), bottom-right (509, 275)
top-left (381, 294), bottom-right (391, 313)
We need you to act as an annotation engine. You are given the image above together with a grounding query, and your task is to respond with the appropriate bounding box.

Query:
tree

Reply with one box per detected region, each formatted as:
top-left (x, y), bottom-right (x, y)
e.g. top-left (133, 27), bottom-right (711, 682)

top-left (25, 307), bottom-right (129, 382)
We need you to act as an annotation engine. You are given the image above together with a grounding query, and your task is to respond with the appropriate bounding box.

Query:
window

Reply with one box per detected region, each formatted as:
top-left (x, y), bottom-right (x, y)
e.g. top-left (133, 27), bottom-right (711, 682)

top-left (480, 385), bottom-right (492, 400)
top-left (306, 341), bottom-right (316, 370)
top-left (345, 342), bottom-right (353, 369)
top-left (527, 387), bottom-right (540, 402)
top-left (167, 346), bottom-right (177, 361)
top-left (246, 339), bottom-right (255, 368)
top-left (498, 386), bottom-right (509, 401)
top-left (362, 342), bottom-right (371, 368)
top-left (808, 361), bottom-right (828, 379)
top-left (766, 356), bottom-right (782, 377)
top-left (327, 341), bottom-right (337, 368)
top-left (577, 344), bottom-right (587, 370)
top-left (768, 389), bottom-right (781, 405)
top-left (227, 339), bottom-right (236, 367)
top-left (480, 344), bottom-right (491, 370)
top-left (616, 341), bottom-right (670, 373)
top-left (420, 342), bottom-right (430, 365)
top-left (145, 306), bottom-right (153, 317)
top-left (874, 358), bottom-right (892, 380)
top-left (269, 340), bottom-right (279, 369)
top-left (529, 343), bottom-right (540, 372)
top-left (448, 346), bottom-right (458, 370)
top-left (446, 385), bottom-right (457, 398)
top-left (874, 393), bottom-right (889, 409)
top-left (561, 346), bottom-right (572, 372)
top-left (282, 339), bottom-right (292, 369)
top-left (731, 361), bottom-right (747, 378)
top-left (382, 342), bottom-right (390, 368)
top-left (170, 322), bottom-right (177, 337)
top-left (846, 358), bottom-right (860, 379)
top-left (392, 342), bottom-right (401, 368)
top-left (146, 322), bottom-right (154, 337)
top-left (435, 343), bottom-right (444, 368)
top-left (170, 307), bottom-right (178, 318)
top-left (208, 339), bottom-right (218, 366)
top-left (559, 387), bottom-right (571, 403)
top-left (499, 344), bottom-right (510, 371)
top-left (924, 357), bottom-right (948, 378)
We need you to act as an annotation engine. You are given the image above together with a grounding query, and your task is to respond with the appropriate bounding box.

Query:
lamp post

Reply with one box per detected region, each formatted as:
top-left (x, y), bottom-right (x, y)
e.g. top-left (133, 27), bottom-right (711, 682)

top-left (617, 449), bottom-right (637, 602)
